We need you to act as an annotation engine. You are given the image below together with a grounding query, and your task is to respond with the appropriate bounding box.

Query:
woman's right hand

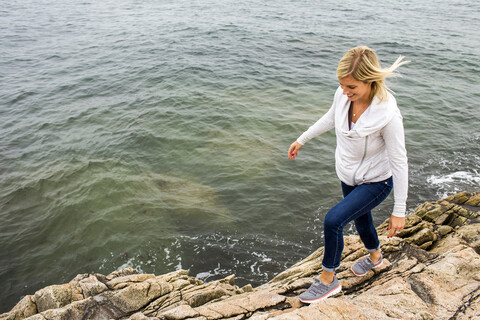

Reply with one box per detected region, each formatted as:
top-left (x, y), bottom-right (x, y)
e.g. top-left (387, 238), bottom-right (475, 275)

top-left (288, 141), bottom-right (303, 159)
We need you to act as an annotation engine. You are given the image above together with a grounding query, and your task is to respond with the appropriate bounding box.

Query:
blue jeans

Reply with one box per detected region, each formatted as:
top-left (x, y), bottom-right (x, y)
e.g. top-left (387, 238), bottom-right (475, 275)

top-left (322, 177), bottom-right (393, 272)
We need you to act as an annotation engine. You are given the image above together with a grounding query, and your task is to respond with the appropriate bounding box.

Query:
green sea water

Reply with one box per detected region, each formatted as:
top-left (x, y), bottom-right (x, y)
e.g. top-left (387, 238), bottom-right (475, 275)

top-left (1, 0), bottom-right (479, 311)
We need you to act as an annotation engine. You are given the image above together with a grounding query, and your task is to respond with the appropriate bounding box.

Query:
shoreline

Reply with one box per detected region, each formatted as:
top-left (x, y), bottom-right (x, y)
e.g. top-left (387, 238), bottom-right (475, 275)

top-left (2, 190), bottom-right (479, 319)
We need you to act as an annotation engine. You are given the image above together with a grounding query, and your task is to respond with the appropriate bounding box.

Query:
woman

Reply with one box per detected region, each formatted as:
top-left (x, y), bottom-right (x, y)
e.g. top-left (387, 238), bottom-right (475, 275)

top-left (288, 46), bottom-right (409, 303)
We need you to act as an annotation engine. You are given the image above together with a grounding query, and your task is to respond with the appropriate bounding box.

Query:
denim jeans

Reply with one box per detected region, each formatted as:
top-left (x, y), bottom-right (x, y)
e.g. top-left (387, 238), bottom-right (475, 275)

top-left (322, 177), bottom-right (393, 272)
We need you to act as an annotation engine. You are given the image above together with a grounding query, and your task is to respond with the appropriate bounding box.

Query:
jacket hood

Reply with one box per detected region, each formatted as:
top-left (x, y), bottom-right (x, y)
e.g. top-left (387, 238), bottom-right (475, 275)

top-left (337, 88), bottom-right (400, 138)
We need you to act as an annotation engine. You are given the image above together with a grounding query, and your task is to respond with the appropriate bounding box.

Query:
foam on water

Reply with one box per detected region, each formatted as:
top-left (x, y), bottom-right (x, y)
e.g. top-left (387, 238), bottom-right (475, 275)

top-left (427, 171), bottom-right (480, 199)
top-left (428, 171), bottom-right (480, 185)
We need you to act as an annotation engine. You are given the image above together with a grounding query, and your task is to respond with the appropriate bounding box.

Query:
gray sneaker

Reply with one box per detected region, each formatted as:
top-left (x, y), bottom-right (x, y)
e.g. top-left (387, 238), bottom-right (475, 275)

top-left (298, 276), bottom-right (342, 304)
top-left (351, 253), bottom-right (383, 276)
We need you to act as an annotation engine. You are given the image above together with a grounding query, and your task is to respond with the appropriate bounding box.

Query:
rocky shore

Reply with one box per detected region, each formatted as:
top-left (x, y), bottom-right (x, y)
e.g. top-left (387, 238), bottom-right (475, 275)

top-left (2, 190), bottom-right (479, 320)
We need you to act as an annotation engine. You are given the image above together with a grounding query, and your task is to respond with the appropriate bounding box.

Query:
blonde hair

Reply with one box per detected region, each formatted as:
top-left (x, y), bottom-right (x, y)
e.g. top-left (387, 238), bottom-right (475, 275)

top-left (337, 46), bottom-right (410, 102)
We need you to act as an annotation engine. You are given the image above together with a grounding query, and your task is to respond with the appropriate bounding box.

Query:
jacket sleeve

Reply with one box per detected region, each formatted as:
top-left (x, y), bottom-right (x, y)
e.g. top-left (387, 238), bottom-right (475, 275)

top-left (382, 112), bottom-right (409, 217)
top-left (296, 102), bottom-right (336, 145)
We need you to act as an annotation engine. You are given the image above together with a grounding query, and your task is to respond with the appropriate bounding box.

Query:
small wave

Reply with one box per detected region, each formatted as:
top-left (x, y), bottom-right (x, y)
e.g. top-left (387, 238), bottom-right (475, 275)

top-left (427, 171), bottom-right (480, 185)
top-left (115, 257), bottom-right (145, 274)
top-left (195, 263), bottom-right (229, 282)
top-left (427, 171), bottom-right (480, 198)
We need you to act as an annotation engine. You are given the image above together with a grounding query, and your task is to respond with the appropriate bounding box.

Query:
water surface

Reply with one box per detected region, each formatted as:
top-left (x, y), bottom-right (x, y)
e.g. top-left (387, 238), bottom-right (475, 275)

top-left (1, 0), bottom-right (479, 311)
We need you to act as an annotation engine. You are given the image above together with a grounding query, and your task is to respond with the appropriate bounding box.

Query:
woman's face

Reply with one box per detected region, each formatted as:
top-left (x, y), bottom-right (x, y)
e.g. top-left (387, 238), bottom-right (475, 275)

top-left (338, 76), bottom-right (372, 103)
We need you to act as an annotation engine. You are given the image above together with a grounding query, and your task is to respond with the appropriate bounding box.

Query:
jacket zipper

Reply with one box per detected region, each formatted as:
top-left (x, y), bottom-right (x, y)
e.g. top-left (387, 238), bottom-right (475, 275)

top-left (352, 136), bottom-right (368, 185)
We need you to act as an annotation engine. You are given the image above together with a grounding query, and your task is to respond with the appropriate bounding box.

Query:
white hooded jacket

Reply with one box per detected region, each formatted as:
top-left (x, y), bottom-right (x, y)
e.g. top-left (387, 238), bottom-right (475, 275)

top-left (297, 86), bottom-right (408, 217)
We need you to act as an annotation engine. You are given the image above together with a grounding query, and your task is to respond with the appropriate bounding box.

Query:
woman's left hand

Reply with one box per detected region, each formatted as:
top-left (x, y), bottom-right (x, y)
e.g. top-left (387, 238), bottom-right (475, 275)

top-left (387, 215), bottom-right (406, 238)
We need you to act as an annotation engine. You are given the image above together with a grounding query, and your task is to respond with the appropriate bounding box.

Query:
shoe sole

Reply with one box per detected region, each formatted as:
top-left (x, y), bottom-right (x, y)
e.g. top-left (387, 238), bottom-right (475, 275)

top-left (351, 259), bottom-right (383, 277)
top-left (298, 284), bottom-right (342, 304)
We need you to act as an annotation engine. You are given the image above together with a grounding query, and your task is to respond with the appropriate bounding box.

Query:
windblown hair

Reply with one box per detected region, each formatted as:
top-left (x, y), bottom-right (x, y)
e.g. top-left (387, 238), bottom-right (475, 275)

top-left (337, 46), bottom-right (410, 103)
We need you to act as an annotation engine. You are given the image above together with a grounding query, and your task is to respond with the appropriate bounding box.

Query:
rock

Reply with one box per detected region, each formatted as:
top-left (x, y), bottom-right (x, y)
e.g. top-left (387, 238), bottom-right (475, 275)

top-left (107, 274), bottom-right (156, 290)
top-left (446, 191), bottom-right (470, 205)
top-left (267, 299), bottom-right (369, 320)
top-left (191, 304), bottom-right (224, 319)
top-left (127, 312), bottom-right (156, 320)
top-left (0, 295), bottom-right (37, 319)
top-left (190, 290), bottom-right (286, 319)
top-left (108, 277), bottom-right (174, 313)
top-left (406, 227), bottom-right (436, 247)
top-left (434, 212), bottom-right (452, 225)
top-left (1, 190), bottom-right (479, 320)
top-left (437, 225), bottom-right (453, 236)
top-left (160, 305), bottom-right (199, 320)
top-left (29, 296), bottom-right (123, 320)
top-left (452, 287), bottom-right (480, 319)
top-left (142, 291), bottom-right (183, 317)
top-left (106, 267), bottom-right (138, 281)
top-left (34, 283), bottom-right (75, 312)
top-left (456, 223), bottom-right (480, 253)
top-left (240, 284), bottom-right (253, 293)
top-left (180, 277), bottom-right (238, 308)
top-left (191, 300), bottom-right (246, 319)
top-left (465, 194), bottom-right (480, 206)
top-left (78, 275), bottom-right (108, 297)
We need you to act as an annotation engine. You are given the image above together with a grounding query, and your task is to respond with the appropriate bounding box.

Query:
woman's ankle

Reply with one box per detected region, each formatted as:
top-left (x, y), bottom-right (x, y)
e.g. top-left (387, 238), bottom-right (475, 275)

top-left (319, 270), bottom-right (335, 284)
top-left (369, 250), bottom-right (382, 264)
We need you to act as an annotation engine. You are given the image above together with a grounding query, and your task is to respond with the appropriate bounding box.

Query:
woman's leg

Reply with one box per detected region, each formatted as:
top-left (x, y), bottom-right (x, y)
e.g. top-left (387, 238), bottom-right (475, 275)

top-left (300, 178), bottom-right (393, 303)
top-left (354, 177), bottom-right (393, 256)
top-left (354, 211), bottom-right (383, 264)
top-left (318, 182), bottom-right (354, 284)
top-left (321, 178), bottom-right (393, 272)
top-left (342, 181), bottom-right (380, 253)
top-left (354, 211), bottom-right (380, 252)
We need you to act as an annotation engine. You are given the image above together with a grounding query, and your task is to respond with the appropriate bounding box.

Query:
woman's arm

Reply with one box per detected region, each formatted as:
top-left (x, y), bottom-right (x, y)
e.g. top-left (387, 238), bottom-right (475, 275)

top-left (382, 112), bottom-right (408, 237)
top-left (296, 103), bottom-right (336, 146)
top-left (383, 112), bottom-right (408, 217)
top-left (289, 88), bottom-right (339, 159)
top-left (288, 106), bottom-right (335, 160)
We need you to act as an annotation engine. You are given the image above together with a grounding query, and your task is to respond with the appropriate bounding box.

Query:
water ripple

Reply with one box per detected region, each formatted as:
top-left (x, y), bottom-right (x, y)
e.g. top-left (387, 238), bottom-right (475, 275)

top-left (1, 0), bottom-right (480, 312)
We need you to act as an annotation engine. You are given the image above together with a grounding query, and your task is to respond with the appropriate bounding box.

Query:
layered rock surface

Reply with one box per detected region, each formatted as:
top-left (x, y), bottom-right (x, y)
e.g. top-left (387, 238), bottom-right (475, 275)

top-left (2, 190), bottom-right (479, 320)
